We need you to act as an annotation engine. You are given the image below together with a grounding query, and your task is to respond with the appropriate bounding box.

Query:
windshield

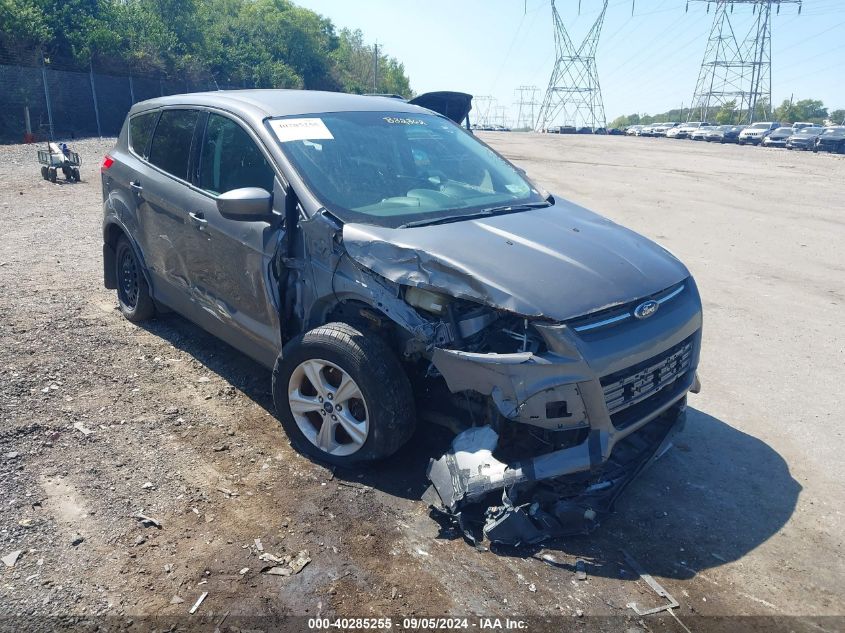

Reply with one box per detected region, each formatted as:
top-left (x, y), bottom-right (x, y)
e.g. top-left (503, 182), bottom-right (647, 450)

top-left (751, 123), bottom-right (771, 129)
top-left (271, 111), bottom-right (545, 228)
top-left (822, 127), bottom-right (844, 135)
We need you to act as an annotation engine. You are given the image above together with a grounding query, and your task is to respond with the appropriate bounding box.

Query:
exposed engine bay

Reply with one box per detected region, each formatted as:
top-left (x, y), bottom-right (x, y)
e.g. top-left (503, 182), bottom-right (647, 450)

top-left (276, 205), bottom-right (703, 546)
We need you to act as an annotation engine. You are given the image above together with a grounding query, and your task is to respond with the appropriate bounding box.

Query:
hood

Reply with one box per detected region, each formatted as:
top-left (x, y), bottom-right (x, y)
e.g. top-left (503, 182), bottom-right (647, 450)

top-left (342, 198), bottom-right (690, 322)
top-left (408, 92), bottom-right (472, 125)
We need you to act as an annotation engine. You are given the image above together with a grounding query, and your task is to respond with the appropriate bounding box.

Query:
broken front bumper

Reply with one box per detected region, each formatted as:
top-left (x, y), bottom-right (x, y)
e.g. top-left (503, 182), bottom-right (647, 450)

top-left (426, 279), bottom-right (703, 545)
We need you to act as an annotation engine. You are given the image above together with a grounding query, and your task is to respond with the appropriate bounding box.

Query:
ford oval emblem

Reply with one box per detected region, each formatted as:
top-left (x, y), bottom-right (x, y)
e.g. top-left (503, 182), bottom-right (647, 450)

top-left (633, 300), bottom-right (659, 320)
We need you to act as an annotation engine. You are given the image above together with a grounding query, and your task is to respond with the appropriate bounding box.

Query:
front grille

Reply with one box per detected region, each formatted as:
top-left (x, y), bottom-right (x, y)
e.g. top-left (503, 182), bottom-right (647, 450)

top-left (601, 337), bottom-right (693, 430)
top-left (568, 282), bottom-right (686, 334)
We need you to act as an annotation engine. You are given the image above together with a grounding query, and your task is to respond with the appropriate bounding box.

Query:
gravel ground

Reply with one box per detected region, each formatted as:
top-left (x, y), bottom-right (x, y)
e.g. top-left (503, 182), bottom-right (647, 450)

top-left (0, 134), bottom-right (842, 632)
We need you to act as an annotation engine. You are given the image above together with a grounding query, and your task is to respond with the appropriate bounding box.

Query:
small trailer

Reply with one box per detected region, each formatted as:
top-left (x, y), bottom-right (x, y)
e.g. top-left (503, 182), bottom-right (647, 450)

top-left (38, 142), bottom-right (81, 183)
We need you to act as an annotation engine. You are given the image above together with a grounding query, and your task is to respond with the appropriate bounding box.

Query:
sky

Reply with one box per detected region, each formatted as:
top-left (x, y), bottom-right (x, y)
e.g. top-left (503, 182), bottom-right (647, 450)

top-left (298, 0), bottom-right (845, 125)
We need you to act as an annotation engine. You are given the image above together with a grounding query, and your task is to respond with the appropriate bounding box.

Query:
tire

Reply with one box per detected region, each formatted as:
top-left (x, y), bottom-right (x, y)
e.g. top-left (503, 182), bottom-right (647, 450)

top-left (49, 167), bottom-right (57, 183)
top-left (272, 322), bottom-right (416, 466)
top-left (40, 166), bottom-right (48, 180)
top-left (114, 237), bottom-right (155, 322)
top-left (72, 167), bottom-right (81, 182)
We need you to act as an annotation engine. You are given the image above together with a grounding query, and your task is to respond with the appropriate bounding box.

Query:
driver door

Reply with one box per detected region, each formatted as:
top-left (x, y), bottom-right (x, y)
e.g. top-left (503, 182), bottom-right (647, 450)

top-left (180, 111), bottom-right (283, 367)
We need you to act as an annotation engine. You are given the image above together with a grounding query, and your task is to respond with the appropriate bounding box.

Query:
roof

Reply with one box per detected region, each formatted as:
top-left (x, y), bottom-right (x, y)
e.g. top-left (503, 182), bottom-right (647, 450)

top-left (129, 89), bottom-right (426, 120)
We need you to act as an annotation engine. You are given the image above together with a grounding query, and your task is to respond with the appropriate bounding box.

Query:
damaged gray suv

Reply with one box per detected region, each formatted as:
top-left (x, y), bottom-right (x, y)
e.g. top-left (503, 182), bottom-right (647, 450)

top-left (102, 90), bottom-right (702, 544)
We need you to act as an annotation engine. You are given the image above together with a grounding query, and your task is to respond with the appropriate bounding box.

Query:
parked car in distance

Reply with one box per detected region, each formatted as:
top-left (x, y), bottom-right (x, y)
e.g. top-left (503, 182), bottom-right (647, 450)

top-left (670, 122), bottom-right (713, 139)
top-left (665, 126), bottom-right (684, 139)
top-left (706, 125), bottom-right (745, 143)
top-left (813, 126), bottom-right (845, 153)
top-left (100, 87), bottom-right (702, 533)
top-left (651, 122), bottom-right (678, 137)
top-left (786, 126), bottom-right (824, 150)
top-left (761, 127), bottom-right (794, 148)
top-left (690, 126), bottom-right (716, 141)
top-left (607, 128), bottom-right (625, 135)
top-left (625, 125), bottom-right (643, 136)
top-left (738, 121), bottom-right (780, 145)
top-left (638, 124), bottom-right (658, 137)
top-left (547, 125), bottom-right (576, 134)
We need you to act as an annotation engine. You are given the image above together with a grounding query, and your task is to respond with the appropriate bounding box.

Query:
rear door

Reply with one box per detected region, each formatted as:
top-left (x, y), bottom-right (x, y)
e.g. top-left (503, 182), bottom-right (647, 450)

top-left (139, 108), bottom-right (202, 312)
top-left (179, 111), bottom-right (283, 367)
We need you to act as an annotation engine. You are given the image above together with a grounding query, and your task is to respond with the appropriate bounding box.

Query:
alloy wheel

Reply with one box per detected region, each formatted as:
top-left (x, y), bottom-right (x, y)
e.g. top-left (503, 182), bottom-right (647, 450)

top-left (287, 359), bottom-right (369, 457)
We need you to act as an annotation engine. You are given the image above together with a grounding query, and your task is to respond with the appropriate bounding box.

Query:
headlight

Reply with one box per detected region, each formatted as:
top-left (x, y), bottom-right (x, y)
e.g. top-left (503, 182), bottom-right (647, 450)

top-left (404, 287), bottom-right (450, 315)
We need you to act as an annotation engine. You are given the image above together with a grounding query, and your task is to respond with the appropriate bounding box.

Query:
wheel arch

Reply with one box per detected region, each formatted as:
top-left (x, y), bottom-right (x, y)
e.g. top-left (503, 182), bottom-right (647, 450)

top-left (102, 219), bottom-right (154, 292)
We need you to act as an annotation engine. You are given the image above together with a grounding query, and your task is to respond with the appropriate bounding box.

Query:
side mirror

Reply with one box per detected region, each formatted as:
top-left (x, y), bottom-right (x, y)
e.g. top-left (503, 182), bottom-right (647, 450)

top-left (216, 187), bottom-right (273, 221)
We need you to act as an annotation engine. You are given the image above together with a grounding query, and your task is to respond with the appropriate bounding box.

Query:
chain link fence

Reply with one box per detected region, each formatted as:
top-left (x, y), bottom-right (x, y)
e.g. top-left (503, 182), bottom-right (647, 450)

top-left (0, 63), bottom-right (243, 143)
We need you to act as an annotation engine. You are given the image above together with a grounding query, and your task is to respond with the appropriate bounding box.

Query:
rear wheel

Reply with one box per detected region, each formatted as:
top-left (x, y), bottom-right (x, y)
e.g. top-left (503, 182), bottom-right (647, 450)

top-left (40, 166), bottom-right (48, 180)
top-left (72, 167), bottom-right (81, 182)
top-left (272, 322), bottom-right (415, 466)
top-left (114, 237), bottom-right (155, 322)
top-left (48, 167), bottom-right (57, 183)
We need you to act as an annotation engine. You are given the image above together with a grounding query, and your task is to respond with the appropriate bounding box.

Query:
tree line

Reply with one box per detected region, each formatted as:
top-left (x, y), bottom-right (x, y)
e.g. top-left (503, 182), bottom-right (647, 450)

top-left (0, 0), bottom-right (413, 96)
top-left (610, 98), bottom-right (845, 129)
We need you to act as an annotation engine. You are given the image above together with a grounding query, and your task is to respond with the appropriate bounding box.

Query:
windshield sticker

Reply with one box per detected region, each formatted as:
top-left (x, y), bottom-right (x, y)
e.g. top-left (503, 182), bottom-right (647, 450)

top-left (383, 116), bottom-right (427, 126)
top-left (269, 118), bottom-right (334, 142)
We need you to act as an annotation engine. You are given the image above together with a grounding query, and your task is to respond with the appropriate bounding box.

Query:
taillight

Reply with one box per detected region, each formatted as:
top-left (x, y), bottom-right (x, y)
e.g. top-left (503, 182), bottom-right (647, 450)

top-left (101, 155), bottom-right (114, 172)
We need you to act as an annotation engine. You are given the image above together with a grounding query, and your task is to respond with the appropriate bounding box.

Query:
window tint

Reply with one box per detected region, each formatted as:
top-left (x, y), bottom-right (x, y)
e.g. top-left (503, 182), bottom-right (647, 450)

top-left (199, 114), bottom-right (274, 195)
top-left (129, 112), bottom-right (157, 158)
top-left (148, 110), bottom-right (199, 180)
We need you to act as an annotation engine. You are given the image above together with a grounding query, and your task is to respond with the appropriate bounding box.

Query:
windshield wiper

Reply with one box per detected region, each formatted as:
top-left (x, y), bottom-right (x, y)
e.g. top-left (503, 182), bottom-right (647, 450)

top-left (398, 201), bottom-right (552, 229)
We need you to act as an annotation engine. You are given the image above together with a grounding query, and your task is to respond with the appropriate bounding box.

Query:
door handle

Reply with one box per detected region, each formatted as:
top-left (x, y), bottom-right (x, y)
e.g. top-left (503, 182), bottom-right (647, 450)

top-left (188, 211), bottom-right (208, 228)
top-left (129, 181), bottom-right (143, 193)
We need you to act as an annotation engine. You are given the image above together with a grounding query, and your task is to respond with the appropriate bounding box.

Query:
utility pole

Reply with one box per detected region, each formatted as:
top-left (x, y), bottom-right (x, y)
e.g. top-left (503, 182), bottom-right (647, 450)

top-left (688, 0), bottom-right (802, 124)
top-left (373, 42), bottom-right (378, 92)
top-left (536, 0), bottom-right (609, 132)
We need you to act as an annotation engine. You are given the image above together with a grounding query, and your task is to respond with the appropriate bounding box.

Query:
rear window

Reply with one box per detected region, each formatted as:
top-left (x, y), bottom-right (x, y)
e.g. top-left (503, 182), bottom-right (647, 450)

top-left (129, 112), bottom-right (157, 159)
top-left (148, 110), bottom-right (200, 180)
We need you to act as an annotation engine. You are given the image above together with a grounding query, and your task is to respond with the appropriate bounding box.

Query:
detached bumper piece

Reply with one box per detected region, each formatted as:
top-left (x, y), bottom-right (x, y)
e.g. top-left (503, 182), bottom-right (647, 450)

top-left (426, 403), bottom-right (686, 547)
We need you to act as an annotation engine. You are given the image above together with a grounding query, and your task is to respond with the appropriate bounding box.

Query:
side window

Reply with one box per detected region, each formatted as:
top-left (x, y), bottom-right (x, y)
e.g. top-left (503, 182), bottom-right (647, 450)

top-left (148, 109), bottom-right (199, 180)
top-left (129, 112), bottom-right (157, 159)
top-left (199, 114), bottom-right (274, 195)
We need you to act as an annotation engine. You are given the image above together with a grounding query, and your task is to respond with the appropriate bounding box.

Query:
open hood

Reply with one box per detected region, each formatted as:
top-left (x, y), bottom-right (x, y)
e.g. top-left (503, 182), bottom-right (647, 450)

top-left (342, 198), bottom-right (690, 322)
top-left (409, 92), bottom-right (473, 126)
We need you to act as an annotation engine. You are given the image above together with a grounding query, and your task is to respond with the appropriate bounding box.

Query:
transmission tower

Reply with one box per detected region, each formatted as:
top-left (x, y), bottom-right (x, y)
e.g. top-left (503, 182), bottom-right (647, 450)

top-left (535, 0), bottom-right (609, 132)
top-left (688, 0), bottom-right (802, 124)
top-left (514, 85), bottom-right (539, 130)
top-left (473, 95), bottom-right (496, 126)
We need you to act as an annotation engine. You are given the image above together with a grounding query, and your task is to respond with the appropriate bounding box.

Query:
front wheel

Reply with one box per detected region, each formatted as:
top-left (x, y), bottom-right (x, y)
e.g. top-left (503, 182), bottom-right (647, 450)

top-left (40, 166), bottom-right (48, 180)
top-left (272, 323), bottom-right (416, 465)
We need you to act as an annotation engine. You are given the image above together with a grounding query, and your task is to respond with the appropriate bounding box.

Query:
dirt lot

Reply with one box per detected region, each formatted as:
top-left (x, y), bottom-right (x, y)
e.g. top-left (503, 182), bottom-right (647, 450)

top-left (1, 133), bottom-right (843, 632)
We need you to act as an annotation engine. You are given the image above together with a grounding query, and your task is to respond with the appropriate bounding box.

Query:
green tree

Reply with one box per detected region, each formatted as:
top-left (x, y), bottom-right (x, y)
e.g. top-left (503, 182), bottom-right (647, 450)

top-left (829, 109), bottom-right (845, 125)
top-left (331, 28), bottom-right (412, 96)
top-left (0, 0), bottom-right (52, 64)
top-left (715, 100), bottom-right (737, 124)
